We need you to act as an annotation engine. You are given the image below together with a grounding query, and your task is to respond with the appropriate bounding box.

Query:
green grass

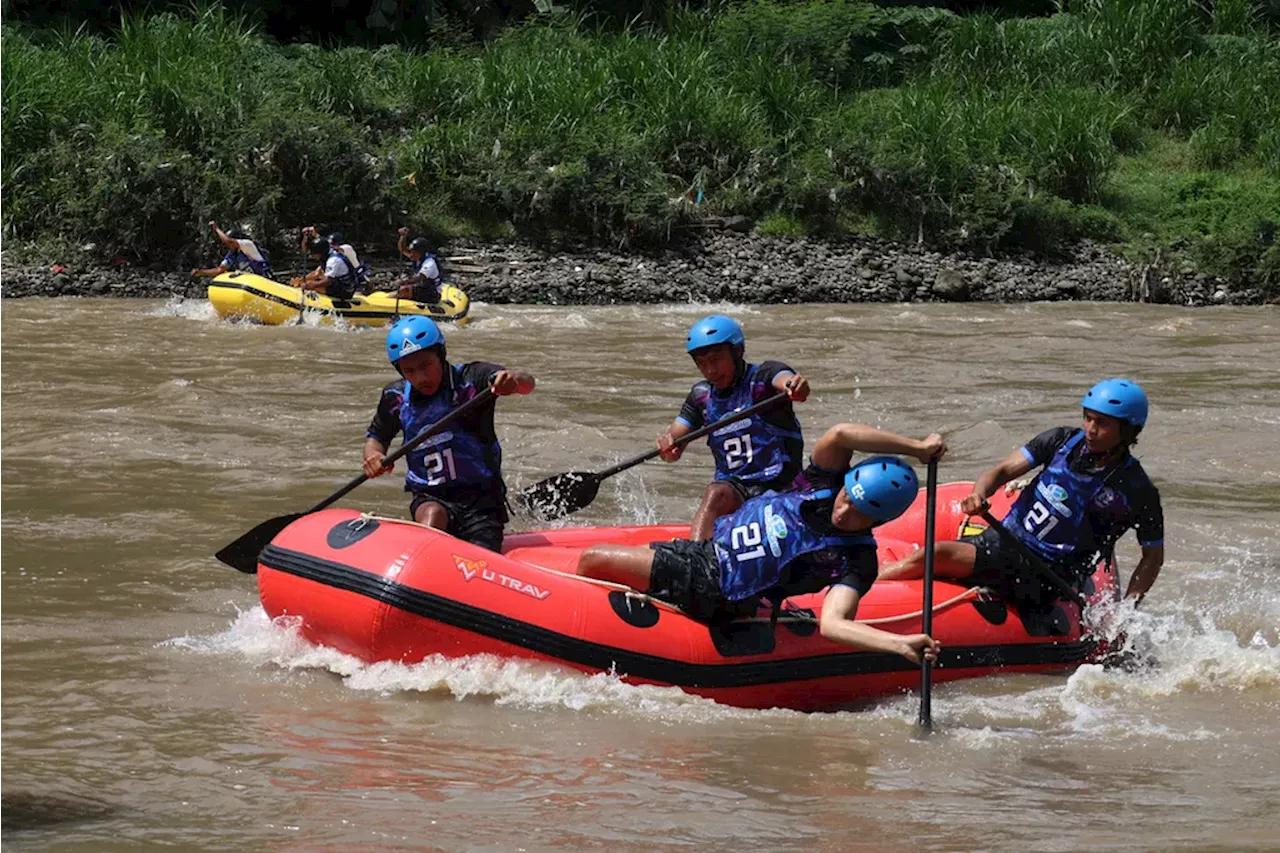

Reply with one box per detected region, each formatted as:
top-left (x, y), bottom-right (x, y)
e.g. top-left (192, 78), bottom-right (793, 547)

top-left (2, 0), bottom-right (1278, 293)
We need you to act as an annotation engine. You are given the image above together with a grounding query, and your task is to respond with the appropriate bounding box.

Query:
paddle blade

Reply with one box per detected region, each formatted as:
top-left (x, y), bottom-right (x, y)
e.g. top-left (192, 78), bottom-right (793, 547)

top-left (215, 512), bottom-right (303, 574)
top-left (517, 473), bottom-right (601, 521)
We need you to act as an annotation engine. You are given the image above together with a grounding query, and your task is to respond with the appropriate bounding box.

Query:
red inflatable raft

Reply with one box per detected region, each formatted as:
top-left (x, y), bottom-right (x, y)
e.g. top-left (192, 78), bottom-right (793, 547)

top-left (256, 482), bottom-right (1118, 711)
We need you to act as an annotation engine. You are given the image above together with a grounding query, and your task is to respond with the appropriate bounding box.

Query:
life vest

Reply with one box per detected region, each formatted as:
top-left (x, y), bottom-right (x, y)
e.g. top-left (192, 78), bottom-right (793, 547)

top-left (713, 487), bottom-right (875, 602)
top-left (417, 254), bottom-right (443, 291)
top-left (698, 363), bottom-right (802, 484)
top-left (339, 244), bottom-right (369, 283)
top-left (397, 368), bottom-right (501, 498)
top-left (1004, 431), bottom-right (1132, 566)
top-left (326, 249), bottom-right (360, 295)
top-left (224, 247), bottom-right (272, 277)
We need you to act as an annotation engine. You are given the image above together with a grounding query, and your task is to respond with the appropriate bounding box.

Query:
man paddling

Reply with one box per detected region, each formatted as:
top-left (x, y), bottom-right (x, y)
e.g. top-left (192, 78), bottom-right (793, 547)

top-left (577, 423), bottom-right (947, 664)
top-left (302, 226), bottom-right (370, 293)
top-left (391, 226), bottom-right (444, 303)
top-left (657, 314), bottom-right (811, 539)
top-left (190, 220), bottom-right (273, 278)
top-left (362, 317), bottom-right (535, 551)
top-left (878, 379), bottom-right (1164, 606)
top-left (294, 236), bottom-right (360, 300)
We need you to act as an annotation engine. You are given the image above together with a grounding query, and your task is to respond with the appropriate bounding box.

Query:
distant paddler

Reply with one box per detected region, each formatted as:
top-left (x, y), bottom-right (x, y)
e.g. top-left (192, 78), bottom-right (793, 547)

top-left (191, 220), bottom-right (273, 279)
top-left (302, 225), bottom-right (371, 294)
top-left (293, 234), bottom-right (359, 301)
top-left (390, 226), bottom-right (444, 304)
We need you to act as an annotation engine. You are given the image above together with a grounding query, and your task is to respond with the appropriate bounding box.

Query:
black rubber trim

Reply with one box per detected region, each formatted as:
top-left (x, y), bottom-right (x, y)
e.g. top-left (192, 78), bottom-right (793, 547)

top-left (213, 278), bottom-right (468, 321)
top-left (260, 545), bottom-right (1094, 689)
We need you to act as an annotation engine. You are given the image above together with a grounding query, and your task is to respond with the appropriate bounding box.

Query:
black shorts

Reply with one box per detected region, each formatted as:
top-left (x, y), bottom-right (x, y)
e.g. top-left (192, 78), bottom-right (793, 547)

top-left (647, 539), bottom-right (727, 621)
top-left (411, 282), bottom-right (441, 304)
top-left (964, 525), bottom-right (1078, 606)
top-left (328, 280), bottom-right (356, 301)
top-left (721, 470), bottom-right (801, 502)
top-left (410, 492), bottom-right (507, 552)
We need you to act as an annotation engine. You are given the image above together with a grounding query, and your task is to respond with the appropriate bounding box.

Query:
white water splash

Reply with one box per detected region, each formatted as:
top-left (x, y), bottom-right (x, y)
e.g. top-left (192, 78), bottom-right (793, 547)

top-left (165, 607), bottom-right (801, 723)
top-left (145, 296), bottom-right (221, 322)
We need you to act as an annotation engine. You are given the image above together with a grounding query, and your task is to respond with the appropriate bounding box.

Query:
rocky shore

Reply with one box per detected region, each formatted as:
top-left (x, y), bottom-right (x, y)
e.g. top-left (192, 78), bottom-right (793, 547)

top-left (0, 232), bottom-right (1265, 306)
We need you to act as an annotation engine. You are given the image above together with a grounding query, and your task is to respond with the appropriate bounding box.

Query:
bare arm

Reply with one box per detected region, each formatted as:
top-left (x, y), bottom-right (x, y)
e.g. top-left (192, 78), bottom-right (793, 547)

top-left (490, 369), bottom-right (535, 396)
top-left (771, 370), bottom-right (810, 402)
top-left (397, 226), bottom-right (411, 260)
top-left (810, 422), bottom-right (946, 471)
top-left (191, 264), bottom-right (228, 278)
top-left (362, 437), bottom-right (391, 479)
top-left (657, 419), bottom-right (694, 462)
top-left (209, 221), bottom-right (239, 252)
top-left (959, 448), bottom-right (1036, 514)
top-left (1124, 544), bottom-right (1164, 603)
top-left (820, 585), bottom-right (940, 664)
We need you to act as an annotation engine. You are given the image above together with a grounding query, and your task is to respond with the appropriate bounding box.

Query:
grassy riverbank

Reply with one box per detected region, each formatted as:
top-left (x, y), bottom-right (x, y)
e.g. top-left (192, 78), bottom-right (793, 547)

top-left (3, 1), bottom-right (1277, 293)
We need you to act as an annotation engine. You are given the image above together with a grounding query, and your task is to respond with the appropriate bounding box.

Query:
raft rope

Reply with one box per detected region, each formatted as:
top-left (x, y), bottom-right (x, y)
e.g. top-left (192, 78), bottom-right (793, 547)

top-left (351, 512), bottom-right (991, 626)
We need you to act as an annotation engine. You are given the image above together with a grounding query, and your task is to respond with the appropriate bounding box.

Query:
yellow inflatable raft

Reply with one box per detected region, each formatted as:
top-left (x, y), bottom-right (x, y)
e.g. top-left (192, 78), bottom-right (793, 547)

top-left (207, 272), bottom-right (470, 327)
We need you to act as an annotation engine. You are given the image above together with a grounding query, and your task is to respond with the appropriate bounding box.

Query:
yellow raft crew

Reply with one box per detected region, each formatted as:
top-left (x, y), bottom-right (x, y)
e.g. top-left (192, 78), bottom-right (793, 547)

top-left (356, 313), bottom-right (1164, 668)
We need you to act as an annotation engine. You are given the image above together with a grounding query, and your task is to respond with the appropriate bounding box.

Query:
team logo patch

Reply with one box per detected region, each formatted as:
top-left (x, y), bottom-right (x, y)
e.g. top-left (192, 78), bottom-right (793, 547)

top-left (400, 338), bottom-right (423, 356)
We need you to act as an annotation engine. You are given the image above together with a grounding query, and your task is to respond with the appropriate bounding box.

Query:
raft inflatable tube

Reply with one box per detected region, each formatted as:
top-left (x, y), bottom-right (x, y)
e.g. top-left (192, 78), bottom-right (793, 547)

top-left (207, 272), bottom-right (470, 327)
top-left (256, 483), bottom-right (1119, 712)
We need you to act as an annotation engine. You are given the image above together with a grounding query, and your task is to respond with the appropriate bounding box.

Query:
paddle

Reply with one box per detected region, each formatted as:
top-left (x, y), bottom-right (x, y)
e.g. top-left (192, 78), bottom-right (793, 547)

top-left (977, 505), bottom-right (1086, 609)
top-left (215, 387), bottom-right (496, 574)
top-left (519, 391), bottom-right (790, 520)
top-left (918, 457), bottom-right (939, 732)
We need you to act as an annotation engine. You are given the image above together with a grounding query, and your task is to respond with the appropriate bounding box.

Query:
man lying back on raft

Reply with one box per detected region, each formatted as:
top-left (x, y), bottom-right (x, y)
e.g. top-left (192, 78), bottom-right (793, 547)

top-left (578, 423), bottom-right (947, 664)
top-left (878, 379), bottom-right (1164, 608)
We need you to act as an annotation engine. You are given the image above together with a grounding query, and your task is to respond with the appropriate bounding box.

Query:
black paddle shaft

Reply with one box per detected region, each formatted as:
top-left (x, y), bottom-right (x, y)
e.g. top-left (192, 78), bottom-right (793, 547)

top-left (918, 457), bottom-right (939, 732)
top-left (519, 391), bottom-right (790, 519)
top-left (310, 386), bottom-right (496, 514)
top-left (215, 388), bottom-right (495, 573)
top-left (978, 508), bottom-right (1086, 608)
top-left (597, 391), bottom-right (790, 479)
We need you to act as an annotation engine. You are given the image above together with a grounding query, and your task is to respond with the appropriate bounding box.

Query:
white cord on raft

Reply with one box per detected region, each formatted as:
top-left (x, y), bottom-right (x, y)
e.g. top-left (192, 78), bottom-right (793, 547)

top-left (351, 513), bottom-right (988, 626)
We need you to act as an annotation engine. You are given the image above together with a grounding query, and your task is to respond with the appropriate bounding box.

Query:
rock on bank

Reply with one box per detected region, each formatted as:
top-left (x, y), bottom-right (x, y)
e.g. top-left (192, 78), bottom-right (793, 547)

top-left (0, 233), bottom-right (1262, 305)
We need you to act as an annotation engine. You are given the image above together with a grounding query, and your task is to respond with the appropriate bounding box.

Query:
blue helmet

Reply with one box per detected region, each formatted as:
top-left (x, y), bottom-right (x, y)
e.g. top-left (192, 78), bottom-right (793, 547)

top-left (844, 456), bottom-right (919, 523)
top-left (1082, 378), bottom-right (1148, 427)
top-left (386, 316), bottom-right (444, 365)
top-left (686, 314), bottom-right (745, 355)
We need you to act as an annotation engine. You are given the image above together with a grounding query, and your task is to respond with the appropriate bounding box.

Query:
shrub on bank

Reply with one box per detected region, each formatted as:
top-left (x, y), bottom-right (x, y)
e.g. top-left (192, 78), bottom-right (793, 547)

top-left (2, 0), bottom-right (1278, 294)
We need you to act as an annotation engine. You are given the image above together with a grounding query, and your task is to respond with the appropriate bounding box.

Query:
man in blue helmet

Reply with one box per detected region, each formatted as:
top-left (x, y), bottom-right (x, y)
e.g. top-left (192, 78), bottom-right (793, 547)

top-left (657, 314), bottom-right (812, 539)
top-left (577, 423), bottom-right (947, 663)
top-left (362, 316), bottom-right (536, 550)
top-left (879, 379), bottom-right (1164, 605)
top-left (191, 220), bottom-right (273, 279)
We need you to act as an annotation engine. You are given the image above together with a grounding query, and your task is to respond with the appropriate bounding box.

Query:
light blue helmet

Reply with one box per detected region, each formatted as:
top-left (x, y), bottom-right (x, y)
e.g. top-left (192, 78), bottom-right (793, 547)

top-left (1082, 378), bottom-right (1148, 427)
top-left (386, 316), bottom-right (444, 365)
top-left (686, 314), bottom-right (745, 355)
top-left (844, 456), bottom-right (919, 523)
